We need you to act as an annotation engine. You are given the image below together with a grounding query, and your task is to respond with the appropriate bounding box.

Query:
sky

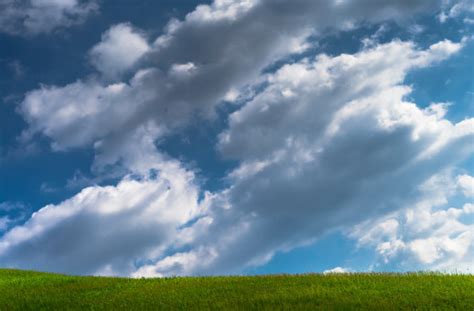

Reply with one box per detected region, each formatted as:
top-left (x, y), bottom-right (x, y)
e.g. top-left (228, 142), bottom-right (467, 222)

top-left (0, 0), bottom-right (472, 277)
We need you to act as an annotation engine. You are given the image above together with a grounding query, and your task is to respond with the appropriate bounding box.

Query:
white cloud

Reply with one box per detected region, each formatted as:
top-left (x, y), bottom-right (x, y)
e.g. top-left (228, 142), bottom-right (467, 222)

top-left (20, 71), bottom-right (158, 151)
top-left (89, 23), bottom-right (150, 80)
top-left (0, 0), bottom-right (98, 35)
top-left (20, 0), bottom-right (447, 170)
top-left (9, 0), bottom-right (472, 277)
top-left (218, 39), bottom-right (465, 161)
top-left (188, 0), bottom-right (257, 23)
top-left (132, 247), bottom-right (218, 278)
top-left (124, 39), bottom-right (473, 276)
top-left (323, 267), bottom-right (351, 274)
top-left (0, 140), bottom-right (206, 275)
top-left (12, 37), bottom-right (473, 277)
top-left (457, 174), bottom-right (474, 197)
top-left (351, 173), bottom-right (474, 272)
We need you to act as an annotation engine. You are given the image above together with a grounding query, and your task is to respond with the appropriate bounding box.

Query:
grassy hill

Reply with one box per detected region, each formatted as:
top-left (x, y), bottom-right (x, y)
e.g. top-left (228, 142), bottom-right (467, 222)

top-left (0, 269), bottom-right (472, 310)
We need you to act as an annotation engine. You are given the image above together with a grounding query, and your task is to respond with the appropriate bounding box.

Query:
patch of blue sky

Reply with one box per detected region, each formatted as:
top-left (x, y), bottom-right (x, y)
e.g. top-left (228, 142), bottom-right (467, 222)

top-left (247, 232), bottom-right (375, 274)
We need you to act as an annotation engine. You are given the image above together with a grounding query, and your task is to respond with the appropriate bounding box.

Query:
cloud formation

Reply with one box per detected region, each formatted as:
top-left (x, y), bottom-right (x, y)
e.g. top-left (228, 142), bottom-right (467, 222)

top-left (0, 134), bottom-right (206, 275)
top-left (20, 0), bottom-right (446, 169)
top-left (323, 267), bottom-right (351, 274)
top-left (130, 39), bottom-right (474, 276)
top-left (351, 173), bottom-right (473, 272)
top-left (438, 0), bottom-right (474, 22)
top-left (3, 0), bottom-right (472, 276)
top-left (0, 0), bottom-right (98, 35)
top-left (89, 23), bottom-right (150, 80)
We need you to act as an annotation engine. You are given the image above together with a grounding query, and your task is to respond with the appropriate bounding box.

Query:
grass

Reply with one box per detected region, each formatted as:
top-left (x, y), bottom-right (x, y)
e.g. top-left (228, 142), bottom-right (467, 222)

top-left (0, 269), bottom-right (472, 310)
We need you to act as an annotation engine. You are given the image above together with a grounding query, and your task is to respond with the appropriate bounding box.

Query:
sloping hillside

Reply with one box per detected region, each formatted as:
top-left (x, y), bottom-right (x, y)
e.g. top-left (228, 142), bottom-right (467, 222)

top-left (0, 269), bottom-right (472, 310)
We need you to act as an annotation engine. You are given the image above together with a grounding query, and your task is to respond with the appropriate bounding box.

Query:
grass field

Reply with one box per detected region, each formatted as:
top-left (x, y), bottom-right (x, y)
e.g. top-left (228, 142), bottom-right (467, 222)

top-left (0, 269), bottom-right (472, 310)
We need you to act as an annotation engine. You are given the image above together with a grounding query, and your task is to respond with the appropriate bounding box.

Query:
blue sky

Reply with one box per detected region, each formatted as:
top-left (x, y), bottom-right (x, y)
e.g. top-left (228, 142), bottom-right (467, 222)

top-left (0, 0), bottom-right (473, 277)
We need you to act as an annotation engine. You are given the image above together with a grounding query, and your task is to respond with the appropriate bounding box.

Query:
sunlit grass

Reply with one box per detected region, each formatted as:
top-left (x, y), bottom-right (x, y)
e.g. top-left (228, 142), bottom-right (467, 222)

top-left (0, 269), bottom-right (472, 310)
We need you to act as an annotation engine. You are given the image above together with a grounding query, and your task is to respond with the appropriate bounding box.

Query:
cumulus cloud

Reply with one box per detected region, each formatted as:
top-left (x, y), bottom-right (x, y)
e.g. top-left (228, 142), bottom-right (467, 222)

top-left (13, 37), bottom-right (473, 277)
top-left (323, 267), bottom-right (351, 274)
top-left (0, 0), bottom-right (98, 35)
top-left (89, 23), bottom-right (150, 80)
top-left (131, 39), bottom-right (473, 276)
top-left (20, 0), bottom-right (446, 169)
top-left (20, 71), bottom-right (158, 151)
top-left (0, 136), bottom-right (207, 275)
top-left (218, 39), bottom-right (465, 160)
top-left (7, 0), bottom-right (473, 277)
top-left (351, 173), bottom-right (474, 272)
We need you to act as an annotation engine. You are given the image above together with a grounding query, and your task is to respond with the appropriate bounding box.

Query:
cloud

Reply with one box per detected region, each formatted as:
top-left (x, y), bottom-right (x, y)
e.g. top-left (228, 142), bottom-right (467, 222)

top-left (457, 174), bottom-right (474, 197)
top-left (20, 73), bottom-right (154, 151)
top-left (438, 0), bottom-right (474, 23)
top-left (20, 0), bottom-right (446, 170)
top-left (323, 267), bottom-right (351, 274)
top-left (13, 37), bottom-right (472, 277)
top-left (7, 0), bottom-right (472, 277)
top-left (132, 247), bottom-right (217, 278)
top-left (218, 39), bottom-right (465, 160)
top-left (0, 202), bottom-right (30, 234)
top-left (0, 0), bottom-right (98, 35)
top-left (130, 39), bottom-right (472, 277)
top-left (0, 218), bottom-right (9, 232)
top-left (0, 137), bottom-right (207, 276)
top-left (89, 23), bottom-right (150, 80)
top-left (351, 173), bottom-right (474, 272)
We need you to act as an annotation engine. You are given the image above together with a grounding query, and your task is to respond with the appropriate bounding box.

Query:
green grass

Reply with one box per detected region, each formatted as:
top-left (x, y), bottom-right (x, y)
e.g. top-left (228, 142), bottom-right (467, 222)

top-left (0, 269), bottom-right (472, 310)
